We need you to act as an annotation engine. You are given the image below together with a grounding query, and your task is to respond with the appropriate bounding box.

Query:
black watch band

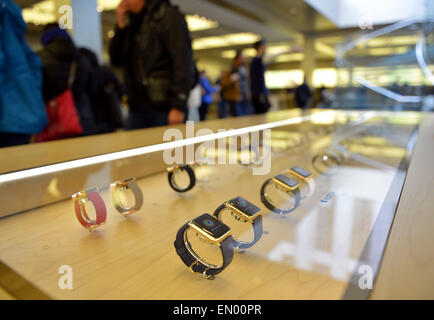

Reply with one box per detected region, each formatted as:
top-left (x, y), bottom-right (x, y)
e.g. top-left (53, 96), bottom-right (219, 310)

top-left (260, 176), bottom-right (301, 215)
top-left (213, 203), bottom-right (263, 250)
top-left (174, 223), bottom-right (234, 277)
top-left (168, 165), bottom-right (196, 193)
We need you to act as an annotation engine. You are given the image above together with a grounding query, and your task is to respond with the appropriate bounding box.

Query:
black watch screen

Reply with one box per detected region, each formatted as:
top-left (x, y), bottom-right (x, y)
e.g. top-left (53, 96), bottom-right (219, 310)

top-left (192, 214), bottom-right (231, 239)
top-left (230, 196), bottom-right (261, 217)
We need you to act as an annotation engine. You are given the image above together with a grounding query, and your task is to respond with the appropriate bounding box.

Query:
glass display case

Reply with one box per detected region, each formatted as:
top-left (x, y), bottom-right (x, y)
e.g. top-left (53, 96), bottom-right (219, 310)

top-left (0, 109), bottom-right (431, 300)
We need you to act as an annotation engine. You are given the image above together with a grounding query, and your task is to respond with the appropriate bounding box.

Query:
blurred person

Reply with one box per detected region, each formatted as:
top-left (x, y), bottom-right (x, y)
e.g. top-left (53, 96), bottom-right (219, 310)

top-left (0, 0), bottom-right (47, 147)
top-left (199, 70), bottom-right (217, 121)
top-left (186, 66), bottom-right (201, 122)
top-left (422, 87), bottom-right (434, 112)
top-left (315, 86), bottom-right (334, 108)
top-left (38, 24), bottom-right (96, 136)
top-left (215, 72), bottom-right (228, 118)
top-left (221, 51), bottom-right (245, 117)
top-left (250, 40), bottom-right (270, 114)
top-left (109, 0), bottom-right (194, 129)
top-left (294, 78), bottom-right (312, 110)
top-left (78, 48), bottom-right (125, 133)
top-left (238, 55), bottom-right (252, 116)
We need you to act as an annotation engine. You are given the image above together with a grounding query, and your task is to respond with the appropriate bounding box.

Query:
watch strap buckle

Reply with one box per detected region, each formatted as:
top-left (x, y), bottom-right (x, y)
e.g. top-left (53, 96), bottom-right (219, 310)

top-left (189, 260), bottom-right (200, 274)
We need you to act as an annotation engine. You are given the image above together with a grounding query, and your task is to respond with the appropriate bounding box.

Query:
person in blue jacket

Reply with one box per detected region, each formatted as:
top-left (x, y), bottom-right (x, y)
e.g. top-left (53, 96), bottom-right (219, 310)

top-left (198, 70), bottom-right (217, 121)
top-left (0, 0), bottom-right (47, 147)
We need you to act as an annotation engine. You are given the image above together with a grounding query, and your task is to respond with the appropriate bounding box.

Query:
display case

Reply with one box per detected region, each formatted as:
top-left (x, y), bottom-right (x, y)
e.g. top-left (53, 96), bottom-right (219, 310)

top-left (0, 109), bottom-right (433, 300)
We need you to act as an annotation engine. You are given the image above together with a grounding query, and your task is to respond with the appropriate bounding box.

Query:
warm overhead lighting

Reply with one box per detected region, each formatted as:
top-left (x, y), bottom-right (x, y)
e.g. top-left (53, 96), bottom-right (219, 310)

top-left (186, 14), bottom-right (219, 32)
top-left (274, 53), bottom-right (304, 63)
top-left (315, 41), bottom-right (335, 57)
top-left (97, 0), bottom-right (121, 11)
top-left (267, 45), bottom-right (292, 56)
top-left (221, 49), bottom-right (256, 59)
top-left (368, 46), bottom-right (409, 56)
top-left (193, 33), bottom-right (260, 50)
top-left (357, 36), bottom-right (419, 49)
top-left (265, 70), bottom-right (304, 89)
top-left (221, 45), bottom-right (293, 59)
top-left (22, 0), bottom-right (56, 25)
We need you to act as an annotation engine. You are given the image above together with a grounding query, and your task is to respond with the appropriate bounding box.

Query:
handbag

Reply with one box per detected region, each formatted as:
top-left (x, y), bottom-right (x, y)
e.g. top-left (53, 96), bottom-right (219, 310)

top-left (34, 62), bottom-right (83, 142)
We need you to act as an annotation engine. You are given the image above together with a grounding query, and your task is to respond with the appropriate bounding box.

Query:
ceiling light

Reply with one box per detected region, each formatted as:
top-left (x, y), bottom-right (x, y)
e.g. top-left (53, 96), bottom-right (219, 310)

top-left (97, 0), bottom-right (121, 11)
top-left (274, 53), bottom-right (304, 63)
top-left (193, 33), bottom-right (260, 50)
top-left (186, 14), bottom-right (219, 32)
top-left (22, 0), bottom-right (56, 25)
top-left (221, 49), bottom-right (256, 59)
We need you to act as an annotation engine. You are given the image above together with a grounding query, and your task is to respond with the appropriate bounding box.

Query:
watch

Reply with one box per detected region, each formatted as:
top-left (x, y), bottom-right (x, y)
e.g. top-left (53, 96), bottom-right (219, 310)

top-left (214, 196), bottom-right (263, 250)
top-left (167, 164), bottom-right (196, 193)
top-left (260, 174), bottom-right (301, 215)
top-left (72, 188), bottom-right (107, 231)
top-left (174, 213), bottom-right (234, 279)
top-left (312, 149), bottom-right (342, 175)
top-left (110, 177), bottom-right (143, 216)
top-left (285, 166), bottom-right (315, 199)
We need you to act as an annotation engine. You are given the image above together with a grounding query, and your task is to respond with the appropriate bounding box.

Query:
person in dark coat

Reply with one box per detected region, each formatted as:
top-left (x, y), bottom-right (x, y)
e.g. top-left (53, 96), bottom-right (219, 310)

top-left (109, 0), bottom-right (194, 129)
top-left (38, 24), bottom-right (96, 136)
top-left (250, 39), bottom-right (270, 114)
top-left (78, 48), bottom-right (125, 134)
top-left (295, 78), bottom-right (312, 110)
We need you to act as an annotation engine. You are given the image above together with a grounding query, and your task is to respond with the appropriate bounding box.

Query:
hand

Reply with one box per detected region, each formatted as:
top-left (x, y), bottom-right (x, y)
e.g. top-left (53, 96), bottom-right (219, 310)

top-left (230, 73), bottom-right (240, 82)
top-left (168, 108), bottom-right (185, 125)
top-left (116, 0), bottom-right (129, 29)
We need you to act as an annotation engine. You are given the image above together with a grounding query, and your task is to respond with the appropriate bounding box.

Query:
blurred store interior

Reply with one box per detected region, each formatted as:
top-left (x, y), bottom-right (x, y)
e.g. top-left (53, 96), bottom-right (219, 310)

top-left (15, 0), bottom-right (434, 113)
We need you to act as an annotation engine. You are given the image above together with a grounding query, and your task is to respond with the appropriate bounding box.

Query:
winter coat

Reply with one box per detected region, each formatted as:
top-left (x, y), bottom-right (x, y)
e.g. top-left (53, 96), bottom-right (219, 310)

top-left (0, 0), bottom-right (47, 134)
top-left (38, 36), bottom-right (96, 135)
top-left (109, 0), bottom-right (194, 112)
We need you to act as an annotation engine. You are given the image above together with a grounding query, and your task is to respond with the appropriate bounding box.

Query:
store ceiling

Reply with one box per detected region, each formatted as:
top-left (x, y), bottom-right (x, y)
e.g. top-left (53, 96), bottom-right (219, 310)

top-left (15, 0), bottom-right (423, 66)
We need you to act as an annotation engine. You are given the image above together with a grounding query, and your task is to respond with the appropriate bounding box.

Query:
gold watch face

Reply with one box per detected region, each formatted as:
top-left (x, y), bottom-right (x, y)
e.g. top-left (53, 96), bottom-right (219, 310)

top-left (188, 214), bottom-right (231, 244)
top-left (272, 174), bottom-right (299, 191)
top-left (289, 166), bottom-right (312, 181)
top-left (226, 196), bottom-right (262, 223)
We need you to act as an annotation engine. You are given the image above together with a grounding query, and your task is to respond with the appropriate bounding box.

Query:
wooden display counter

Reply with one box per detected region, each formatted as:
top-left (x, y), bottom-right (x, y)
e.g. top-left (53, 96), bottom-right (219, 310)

top-left (0, 110), bottom-right (433, 300)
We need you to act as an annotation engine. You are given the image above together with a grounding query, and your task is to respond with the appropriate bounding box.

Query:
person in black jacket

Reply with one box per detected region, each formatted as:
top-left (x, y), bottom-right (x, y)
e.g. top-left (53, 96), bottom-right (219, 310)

top-left (78, 48), bottom-right (125, 134)
top-left (109, 0), bottom-right (194, 129)
top-left (294, 78), bottom-right (312, 110)
top-left (250, 40), bottom-right (270, 114)
top-left (38, 24), bottom-right (96, 136)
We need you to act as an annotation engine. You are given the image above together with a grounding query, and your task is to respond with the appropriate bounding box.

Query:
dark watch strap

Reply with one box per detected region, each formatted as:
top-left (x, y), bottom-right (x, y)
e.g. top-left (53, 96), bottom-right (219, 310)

top-left (174, 223), bottom-right (234, 276)
top-left (168, 165), bottom-right (196, 193)
top-left (213, 203), bottom-right (263, 250)
top-left (260, 178), bottom-right (301, 215)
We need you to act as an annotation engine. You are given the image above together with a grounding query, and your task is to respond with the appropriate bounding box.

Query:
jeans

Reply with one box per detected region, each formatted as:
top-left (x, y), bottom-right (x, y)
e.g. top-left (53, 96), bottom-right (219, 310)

top-left (219, 101), bottom-right (242, 118)
top-left (199, 103), bottom-right (210, 121)
top-left (125, 109), bottom-right (170, 130)
top-left (240, 99), bottom-right (254, 116)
